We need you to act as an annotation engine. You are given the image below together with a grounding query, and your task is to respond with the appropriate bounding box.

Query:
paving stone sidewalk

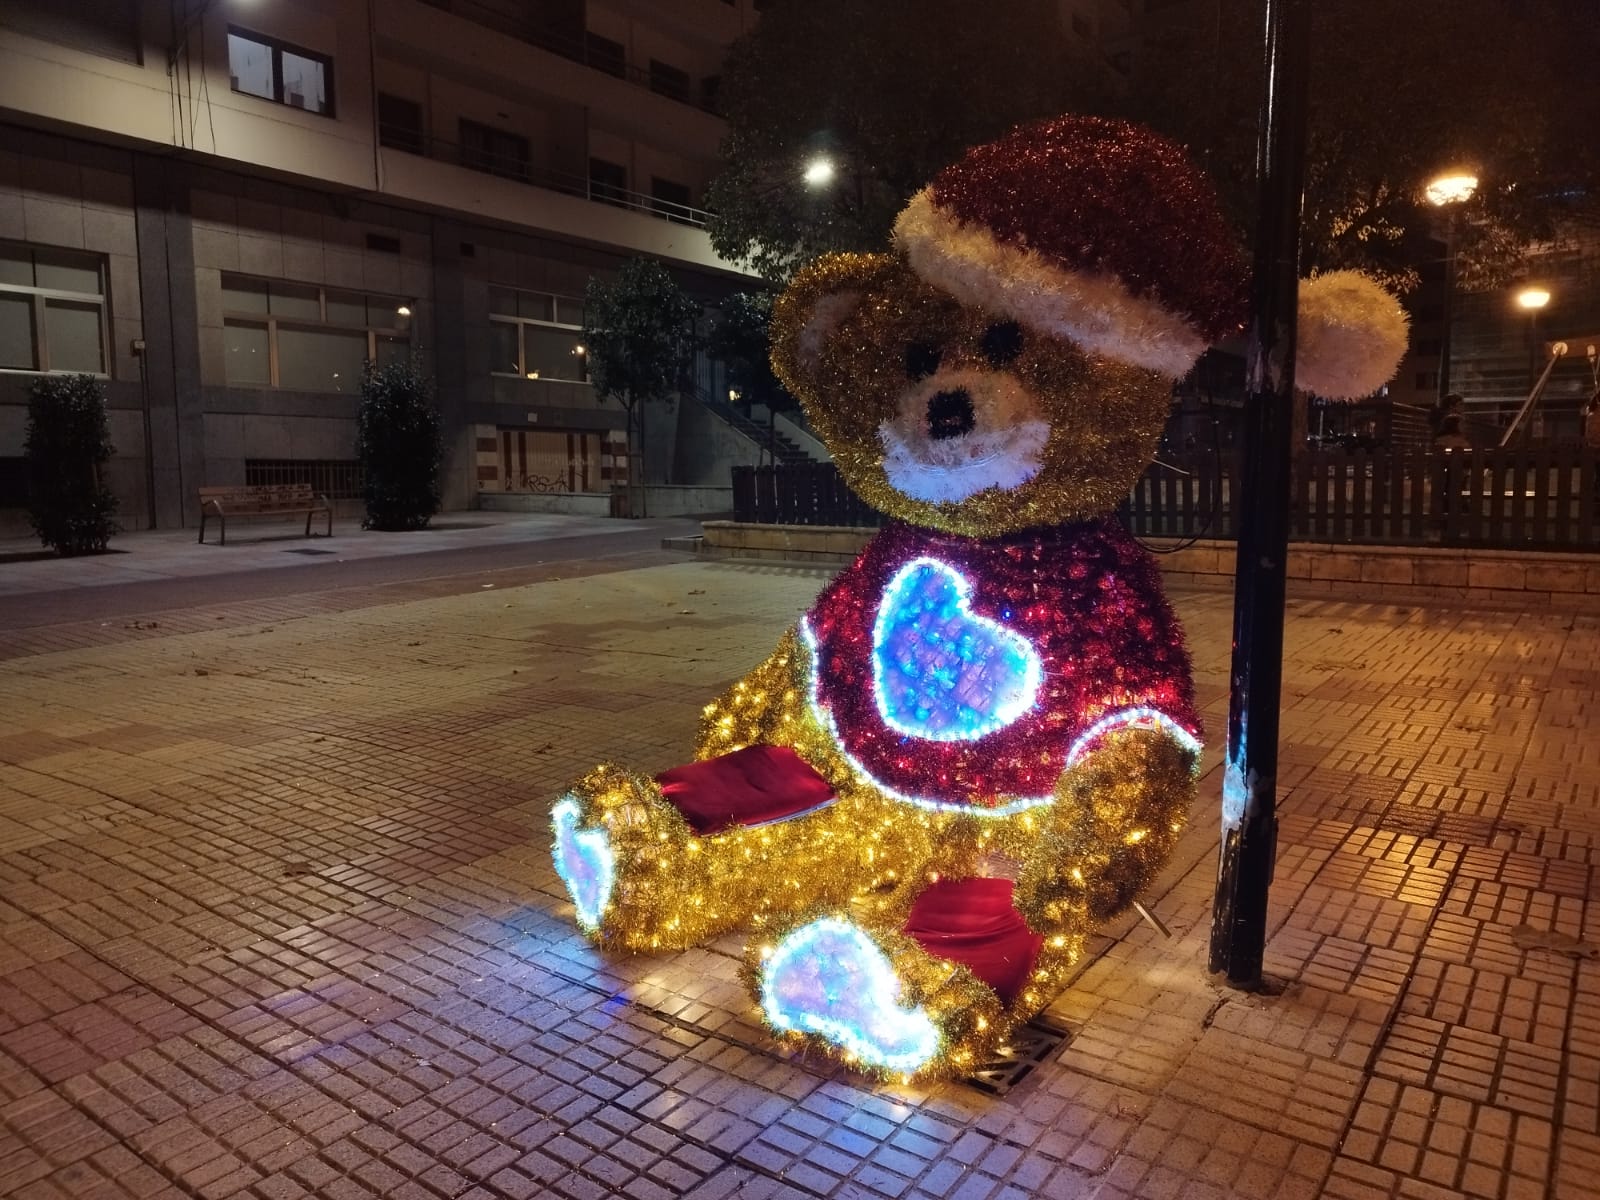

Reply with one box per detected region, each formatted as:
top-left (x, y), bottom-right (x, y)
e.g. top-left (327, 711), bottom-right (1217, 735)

top-left (0, 554), bottom-right (1596, 1200)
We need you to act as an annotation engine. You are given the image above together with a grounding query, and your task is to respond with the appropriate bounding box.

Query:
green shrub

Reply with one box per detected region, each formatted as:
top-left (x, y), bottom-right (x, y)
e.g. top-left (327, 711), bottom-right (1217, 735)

top-left (358, 357), bottom-right (441, 530)
top-left (24, 374), bottom-right (119, 556)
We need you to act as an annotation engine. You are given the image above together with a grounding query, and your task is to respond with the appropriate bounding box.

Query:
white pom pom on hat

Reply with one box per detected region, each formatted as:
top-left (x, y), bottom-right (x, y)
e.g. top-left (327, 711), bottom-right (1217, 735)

top-left (1294, 270), bottom-right (1412, 400)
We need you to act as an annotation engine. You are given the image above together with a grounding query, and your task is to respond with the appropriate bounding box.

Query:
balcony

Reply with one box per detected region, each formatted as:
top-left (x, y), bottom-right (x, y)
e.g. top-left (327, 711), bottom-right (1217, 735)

top-left (417, 0), bottom-right (722, 114)
top-left (380, 126), bottom-right (711, 229)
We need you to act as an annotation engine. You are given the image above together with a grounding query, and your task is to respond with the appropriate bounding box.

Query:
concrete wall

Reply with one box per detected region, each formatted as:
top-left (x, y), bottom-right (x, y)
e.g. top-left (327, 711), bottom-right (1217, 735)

top-left (0, 130), bottom-right (153, 529)
top-left (696, 523), bottom-right (1600, 612)
top-left (673, 395), bottom-right (766, 486)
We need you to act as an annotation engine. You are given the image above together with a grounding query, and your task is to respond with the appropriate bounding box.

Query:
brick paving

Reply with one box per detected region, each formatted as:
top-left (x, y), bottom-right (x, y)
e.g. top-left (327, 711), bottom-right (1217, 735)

top-left (0, 546), bottom-right (1597, 1199)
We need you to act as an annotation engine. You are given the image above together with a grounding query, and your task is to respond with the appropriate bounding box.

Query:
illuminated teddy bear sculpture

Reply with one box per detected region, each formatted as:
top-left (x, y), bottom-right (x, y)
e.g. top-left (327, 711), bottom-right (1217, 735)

top-left (553, 116), bottom-right (1406, 1080)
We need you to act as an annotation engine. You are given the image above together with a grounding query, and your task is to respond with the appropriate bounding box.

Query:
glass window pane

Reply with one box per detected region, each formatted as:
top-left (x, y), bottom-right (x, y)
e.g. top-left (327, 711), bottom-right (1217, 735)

top-left (228, 33), bottom-right (275, 101)
top-left (280, 51), bottom-right (329, 114)
top-left (525, 326), bottom-right (586, 382)
top-left (554, 296), bottom-right (584, 326)
top-left (222, 277), bottom-right (269, 313)
top-left (518, 293), bottom-right (554, 322)
top-left (367, 295), bottom-right (406, 330)
top-left (269, 283), bottom-right (321, 320)
top-left (44, 300), bottom-right (104, 373)
top-left (488, 287), bottom-right (518, 317)
top-left (223, 320), bottom-right (271, 385)
top-left (325, 290), bottom-right (367, 326)
top-left (0, 294), bottom-right (36, 369)
top-left (376, 335), bottom-right (409, 367)
top-left (277, 326), bottom-right (367, 392)
top-left (489, 322), bottom-right (520, 374)
top-left (34, 251), bottom-right (102, 296)
top-left (0, 247), bottom-right (33, 287)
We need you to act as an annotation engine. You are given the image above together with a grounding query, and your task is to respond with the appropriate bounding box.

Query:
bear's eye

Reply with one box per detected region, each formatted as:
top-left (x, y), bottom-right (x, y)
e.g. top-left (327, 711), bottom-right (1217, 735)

top-left (905, 342), bottom-right (943, 380)
top-left (982, 321), bottom-right (1024, 366)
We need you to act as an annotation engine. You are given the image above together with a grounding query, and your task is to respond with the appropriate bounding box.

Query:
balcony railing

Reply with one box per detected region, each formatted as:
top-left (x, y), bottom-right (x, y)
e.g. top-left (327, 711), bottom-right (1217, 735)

top-left (417, 0), bottom-right (722, 115)
top-left (379, 127), bottom-right (712, 229)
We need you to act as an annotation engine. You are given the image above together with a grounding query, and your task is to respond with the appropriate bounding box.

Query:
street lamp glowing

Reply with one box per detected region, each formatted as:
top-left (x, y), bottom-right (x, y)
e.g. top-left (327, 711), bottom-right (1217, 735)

top-left (803, 157), bottom-right (836, 187)
top-left (1516, 288), bottom-right (1551, 310)
top-left (1425, 173), bottom-right (1478, 206)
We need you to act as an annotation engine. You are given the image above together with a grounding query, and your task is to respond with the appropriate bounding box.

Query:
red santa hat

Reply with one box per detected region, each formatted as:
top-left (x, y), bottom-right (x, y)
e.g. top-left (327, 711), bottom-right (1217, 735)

top-left (893, 115), bottom-right (1407, 398)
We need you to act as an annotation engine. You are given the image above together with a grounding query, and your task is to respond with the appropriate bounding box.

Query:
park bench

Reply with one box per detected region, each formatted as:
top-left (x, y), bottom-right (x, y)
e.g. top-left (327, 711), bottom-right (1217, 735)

top-left (197, 483), bottom-right (333, 545)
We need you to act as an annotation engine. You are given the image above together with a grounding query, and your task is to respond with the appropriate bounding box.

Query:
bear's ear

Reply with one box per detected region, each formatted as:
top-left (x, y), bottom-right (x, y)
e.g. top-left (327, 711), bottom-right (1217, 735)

top-left (1296, 270), bottom-right (1410, 400)
top-left (771, 253), bottom-right (900, 396)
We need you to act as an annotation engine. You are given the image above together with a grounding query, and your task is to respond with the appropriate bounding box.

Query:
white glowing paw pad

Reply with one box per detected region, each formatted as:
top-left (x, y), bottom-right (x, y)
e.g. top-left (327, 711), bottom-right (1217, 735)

top-left (760, 917), bottom-right (940, 1073)
top-left (552, 797), bottom-right (615, 932)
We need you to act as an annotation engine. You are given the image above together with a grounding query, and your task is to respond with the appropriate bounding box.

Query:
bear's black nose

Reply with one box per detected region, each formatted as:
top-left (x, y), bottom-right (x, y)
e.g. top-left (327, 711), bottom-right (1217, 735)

top-left (926, 389), bottom-right (976, 440)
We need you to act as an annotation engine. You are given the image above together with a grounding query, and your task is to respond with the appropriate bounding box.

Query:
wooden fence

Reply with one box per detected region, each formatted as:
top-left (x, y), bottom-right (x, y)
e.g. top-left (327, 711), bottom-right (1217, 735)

top-left (733, 448), bottom-right (1600, 551)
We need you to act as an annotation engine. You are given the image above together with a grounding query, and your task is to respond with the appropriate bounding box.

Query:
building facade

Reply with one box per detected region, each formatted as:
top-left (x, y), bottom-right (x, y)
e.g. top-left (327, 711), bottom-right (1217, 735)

top-left (0, 0), bottom-right (763, 531)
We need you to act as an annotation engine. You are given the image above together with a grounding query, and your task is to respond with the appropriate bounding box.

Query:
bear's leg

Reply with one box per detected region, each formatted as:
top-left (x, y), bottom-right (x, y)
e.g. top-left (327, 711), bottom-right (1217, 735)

top-left (743, 875), bottom-right (1086, 1080)
top-left (1015, 724), bottom-right (1200, 934)
top-left (554, 630), bottom-right (875, 952)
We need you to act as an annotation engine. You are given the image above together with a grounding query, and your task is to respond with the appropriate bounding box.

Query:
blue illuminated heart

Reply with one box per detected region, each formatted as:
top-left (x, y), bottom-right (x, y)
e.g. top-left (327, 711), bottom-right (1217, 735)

top-left (872, 558), bottom-right (1042, 741)
top-left (552, 797), bottom-right (615, 933)
top-left (760, 917), bottom-right (940, 1073)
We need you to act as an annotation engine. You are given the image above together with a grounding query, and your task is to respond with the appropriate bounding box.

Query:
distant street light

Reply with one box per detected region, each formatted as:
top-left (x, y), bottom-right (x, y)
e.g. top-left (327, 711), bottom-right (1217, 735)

top-left (1425, 171), bottom-right (1479, 401)
top-left (1516, 287), bottom-right (1554, 414)
top-left (803, 157), bottom-right (836, 187)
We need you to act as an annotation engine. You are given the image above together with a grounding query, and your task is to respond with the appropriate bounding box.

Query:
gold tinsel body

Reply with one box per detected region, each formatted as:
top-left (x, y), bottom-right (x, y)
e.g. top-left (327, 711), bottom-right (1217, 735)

top-left (559, 627), bottom-right (1198, 1079)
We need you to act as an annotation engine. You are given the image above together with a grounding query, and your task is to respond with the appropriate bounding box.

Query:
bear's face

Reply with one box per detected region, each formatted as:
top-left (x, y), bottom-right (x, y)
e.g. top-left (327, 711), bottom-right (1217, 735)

top-left (772, 254), bottom-right (1172, 538)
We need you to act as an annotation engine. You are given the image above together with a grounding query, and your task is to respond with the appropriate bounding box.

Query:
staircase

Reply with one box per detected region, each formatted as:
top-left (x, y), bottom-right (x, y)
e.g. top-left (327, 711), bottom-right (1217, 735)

top-left (696, 391), bottom-right (821, 465)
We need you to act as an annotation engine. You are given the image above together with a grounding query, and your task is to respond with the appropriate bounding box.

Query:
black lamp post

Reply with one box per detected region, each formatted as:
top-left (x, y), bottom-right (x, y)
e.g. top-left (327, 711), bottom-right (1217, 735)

top-left (1207, 0), bottom-right (1311, 989)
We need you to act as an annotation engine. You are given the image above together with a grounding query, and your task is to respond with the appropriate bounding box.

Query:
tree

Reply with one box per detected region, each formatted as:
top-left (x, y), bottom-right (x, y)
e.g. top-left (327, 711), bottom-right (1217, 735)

top-left (705, 0), bottom-right (1109, 281)
top-left (25, 374), bottom-right (119, 556)
top-left (705, 291), bottom-right (797, 465)
top-left (358, 357), bottom-right (442, 530)
top-left (1122, 0), bottom-right (1600, 296)
top-left (583, 258), bottom-right (699, 516)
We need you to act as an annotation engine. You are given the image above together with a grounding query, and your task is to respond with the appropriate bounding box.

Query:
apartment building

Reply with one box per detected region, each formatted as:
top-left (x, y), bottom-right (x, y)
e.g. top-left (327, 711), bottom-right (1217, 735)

top-left (0, 0), bottom-right (763, 531)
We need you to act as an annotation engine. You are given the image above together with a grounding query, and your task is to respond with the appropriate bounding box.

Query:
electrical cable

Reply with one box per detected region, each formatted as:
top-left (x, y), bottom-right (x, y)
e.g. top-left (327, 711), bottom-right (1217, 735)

top-left (1125, 388), bottom-right (1226, 555)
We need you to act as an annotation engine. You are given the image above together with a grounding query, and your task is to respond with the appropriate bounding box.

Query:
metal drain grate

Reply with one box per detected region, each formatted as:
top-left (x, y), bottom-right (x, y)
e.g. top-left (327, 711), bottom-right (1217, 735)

top-left (965, 1019), bottom-right (1070, 1096)
top-left (284, 547), bottom-right (337, 555)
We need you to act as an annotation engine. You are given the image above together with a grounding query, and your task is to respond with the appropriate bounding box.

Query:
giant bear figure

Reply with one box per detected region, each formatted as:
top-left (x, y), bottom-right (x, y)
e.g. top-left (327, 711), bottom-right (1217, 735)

top-left (552, 116), bottom-right (1407, 1080)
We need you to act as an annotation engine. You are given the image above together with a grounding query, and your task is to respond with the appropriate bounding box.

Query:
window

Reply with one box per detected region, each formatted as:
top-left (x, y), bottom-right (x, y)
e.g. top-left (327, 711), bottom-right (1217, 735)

top-left (488, 288), bottom-right (588, 383)
top-left (651, 178), bottom-right (695, 224)
top-left (227, 29), bottom-right (333, 116)
top-left (460, 118), bottom-right (530, 181)
top-left (222, 276), bottom-right (411, 392)
top-left (649, 59), bottom-right (691, 104)
top-left (0, 242), bottom-right (109, 375)
top-left (585, 32), bottom-right (626, 79)
top-left (378, 92), bottom-right (424, 154)
top-left (589, 158), bottom-right (629, 207)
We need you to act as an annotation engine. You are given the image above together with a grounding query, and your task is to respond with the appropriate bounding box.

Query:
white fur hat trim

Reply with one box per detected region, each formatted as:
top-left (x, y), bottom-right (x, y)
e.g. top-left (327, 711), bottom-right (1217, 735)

top-left (894, 189), bottom-right (1208, 379)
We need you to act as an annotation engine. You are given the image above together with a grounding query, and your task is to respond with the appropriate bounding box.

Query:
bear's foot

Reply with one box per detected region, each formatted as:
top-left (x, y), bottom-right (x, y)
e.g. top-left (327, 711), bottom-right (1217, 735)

top-left (749, 878), bottom-right (1082, 1081)
top-left (758, 917), bottom-right (943, 1074)
top-left (552, 796), bottom-right (615, 934)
